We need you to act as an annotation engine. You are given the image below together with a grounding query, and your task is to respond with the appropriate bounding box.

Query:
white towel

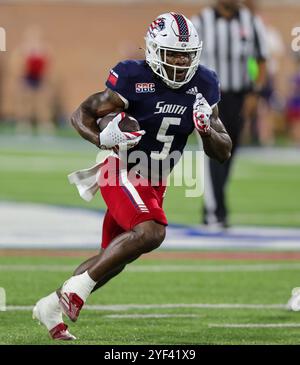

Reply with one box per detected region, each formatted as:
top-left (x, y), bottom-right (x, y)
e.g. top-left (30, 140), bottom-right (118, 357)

top-left (68, 151), bottom-right (118, 202)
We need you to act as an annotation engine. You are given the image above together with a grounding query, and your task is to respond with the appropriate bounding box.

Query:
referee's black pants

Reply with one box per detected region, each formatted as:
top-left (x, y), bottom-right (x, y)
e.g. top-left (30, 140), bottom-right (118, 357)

top-left (203, 91), bottom-right (246, 226)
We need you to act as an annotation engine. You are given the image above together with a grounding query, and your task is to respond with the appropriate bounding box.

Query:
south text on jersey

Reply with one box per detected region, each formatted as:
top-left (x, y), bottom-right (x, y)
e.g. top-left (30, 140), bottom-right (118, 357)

top-left (154, 101), bottom-right (187, 115)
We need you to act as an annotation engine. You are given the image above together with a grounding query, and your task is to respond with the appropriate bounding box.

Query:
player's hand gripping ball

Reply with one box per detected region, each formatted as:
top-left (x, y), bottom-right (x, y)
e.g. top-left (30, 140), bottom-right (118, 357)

top-left (97, 112), bottom-right (145, 150)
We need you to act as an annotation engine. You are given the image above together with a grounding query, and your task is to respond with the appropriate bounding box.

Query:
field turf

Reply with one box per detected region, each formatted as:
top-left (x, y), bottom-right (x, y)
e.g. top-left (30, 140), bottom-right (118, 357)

top-left (1, 253), bottom-right (300, 345)
top-left (0, 135), bottom-right (300, 345)
top-left (1, 136), bottom-right (300, 227)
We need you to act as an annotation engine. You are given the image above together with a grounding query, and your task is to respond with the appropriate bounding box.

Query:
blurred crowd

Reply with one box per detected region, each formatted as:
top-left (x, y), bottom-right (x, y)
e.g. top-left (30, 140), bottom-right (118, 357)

top-left (0, 25), bottom-right (66, 135)
top-left (241, 0), bottom-right (300, 147)
top-left (0, 0), bottom-right (299, 146)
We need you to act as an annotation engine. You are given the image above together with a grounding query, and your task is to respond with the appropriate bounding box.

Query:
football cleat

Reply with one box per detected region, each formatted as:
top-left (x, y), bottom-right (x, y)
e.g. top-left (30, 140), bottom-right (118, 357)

top-left (33, 296), bottom-right (76, 340)
top-left (49, 323), bottom-right (76, 341)
top-left (59, 292), bottom-right (84, 322)
top-left (287, 287), bottom-right (300, 311)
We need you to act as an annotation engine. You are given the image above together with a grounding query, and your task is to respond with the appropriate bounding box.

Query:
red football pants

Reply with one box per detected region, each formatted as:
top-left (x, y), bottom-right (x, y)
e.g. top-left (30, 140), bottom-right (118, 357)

top-left (97, 157), bottom-right (167, 249)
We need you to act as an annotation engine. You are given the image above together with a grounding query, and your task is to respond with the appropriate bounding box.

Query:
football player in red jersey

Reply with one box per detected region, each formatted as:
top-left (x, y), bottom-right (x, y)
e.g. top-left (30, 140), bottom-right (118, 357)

top-left (33, 12), bottom-right (232, 340)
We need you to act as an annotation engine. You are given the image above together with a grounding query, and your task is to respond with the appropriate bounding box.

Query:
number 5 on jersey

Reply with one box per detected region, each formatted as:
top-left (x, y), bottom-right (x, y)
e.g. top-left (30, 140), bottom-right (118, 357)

top-left (151, 117), bottom-right (181, 160)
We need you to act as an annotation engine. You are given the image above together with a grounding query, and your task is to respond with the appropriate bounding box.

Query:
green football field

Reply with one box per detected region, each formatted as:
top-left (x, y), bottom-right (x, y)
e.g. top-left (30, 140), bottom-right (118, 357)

top-left (0, 135), bottom-right (300, 345)
top-left (0, 135), bottom-right (300, 227)
top-left (1, 253), bottom-right (300, 345)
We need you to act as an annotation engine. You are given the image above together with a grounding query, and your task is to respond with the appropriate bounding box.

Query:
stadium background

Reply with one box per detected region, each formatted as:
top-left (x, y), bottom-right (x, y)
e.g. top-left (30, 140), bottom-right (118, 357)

top-left (0, 0), bottom-right (300, 345)
top-left (0, 0), bottom-right (299, 114)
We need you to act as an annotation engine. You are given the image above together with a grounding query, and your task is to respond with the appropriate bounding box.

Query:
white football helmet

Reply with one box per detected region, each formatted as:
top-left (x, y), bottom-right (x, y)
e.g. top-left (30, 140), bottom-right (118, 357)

top-left (145, 12), bottom-right (202, 89)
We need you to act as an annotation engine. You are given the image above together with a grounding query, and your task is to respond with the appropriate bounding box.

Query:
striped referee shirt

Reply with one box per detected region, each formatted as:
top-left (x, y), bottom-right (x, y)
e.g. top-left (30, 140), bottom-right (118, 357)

top-left (191, 6), bottom-right (268, 92)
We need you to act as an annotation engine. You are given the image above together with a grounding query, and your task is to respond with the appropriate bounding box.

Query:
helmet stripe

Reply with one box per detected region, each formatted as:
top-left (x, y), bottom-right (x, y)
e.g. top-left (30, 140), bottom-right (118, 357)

top-left (171, 13), bottom-right (189, 42)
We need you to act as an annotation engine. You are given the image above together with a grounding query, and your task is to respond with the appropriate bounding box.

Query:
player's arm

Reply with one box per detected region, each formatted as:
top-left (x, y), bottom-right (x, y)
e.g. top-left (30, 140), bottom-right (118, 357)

top-left (193, 94), bottom-right (232, 163)
top-left (201, 105), bottom-right (232, 163)
top-left (70, 88), bottom-right (124, 147)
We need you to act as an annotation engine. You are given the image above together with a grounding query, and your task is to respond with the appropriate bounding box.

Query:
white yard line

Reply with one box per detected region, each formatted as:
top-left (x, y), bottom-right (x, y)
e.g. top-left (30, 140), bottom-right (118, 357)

top-left (128, 264), bottom-right (300, 272)
top-left (5, 303), bottom-right (286, 311)
top-left (104, 314), bottom-right (201, 319)
top-left (209, 323), bottom-right (300, 328)
top-left (2, 263), bottom-right (300, 272)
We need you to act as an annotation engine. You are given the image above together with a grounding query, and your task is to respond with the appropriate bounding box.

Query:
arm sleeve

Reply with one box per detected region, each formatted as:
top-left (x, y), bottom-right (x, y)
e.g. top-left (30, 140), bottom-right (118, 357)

top-left (253, 15), bottom-right (269, 62)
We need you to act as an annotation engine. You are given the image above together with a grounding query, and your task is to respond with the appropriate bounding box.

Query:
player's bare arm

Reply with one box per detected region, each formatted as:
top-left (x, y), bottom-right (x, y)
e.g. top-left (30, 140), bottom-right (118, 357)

top-left (70, 88), bottom-right (124, 147)
top-left (193, 94), bottom-right (232, 163)
top-left (201, 105), bottom-right (232, 163)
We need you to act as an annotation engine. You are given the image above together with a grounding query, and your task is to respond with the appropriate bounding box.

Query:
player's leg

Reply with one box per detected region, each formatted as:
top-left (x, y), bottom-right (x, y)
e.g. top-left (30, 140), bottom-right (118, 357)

top-left (59, 165), bottom-right (167, 322)
top-left (83, 159), bottom-right (166, 283)
top-left (36, 206), bottom-right (139, 340)
top-left (72, 252), bottom-right (139, 292)
top-left (74, 253), bottom-right (127, 292)
top-left (33, 211), bottom-right (124, 340)
top-left (59, 220), bottom-right (165, 321)
top-left (65, 219), bottom-right (164, 288)
top-left (89, 220), bottom-right (165, 278)
top-left (71, 210), bottom-right (137, 291)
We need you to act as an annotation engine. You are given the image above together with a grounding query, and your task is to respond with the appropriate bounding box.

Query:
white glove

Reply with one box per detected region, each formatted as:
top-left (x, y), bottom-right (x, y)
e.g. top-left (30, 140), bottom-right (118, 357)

top-left (193, 93), bottom-right (212, 134)
top-left (99, 112), bottom-right (145, 150)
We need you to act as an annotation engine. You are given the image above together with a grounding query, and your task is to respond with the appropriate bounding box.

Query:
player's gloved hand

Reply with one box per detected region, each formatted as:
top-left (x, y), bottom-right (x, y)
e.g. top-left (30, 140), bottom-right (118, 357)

top-left (99, 112), bottom-right (145, 150)
top-left (193, 93), bottom-right (212, 135)
top-left (118, 131), bottom-right (144, 151)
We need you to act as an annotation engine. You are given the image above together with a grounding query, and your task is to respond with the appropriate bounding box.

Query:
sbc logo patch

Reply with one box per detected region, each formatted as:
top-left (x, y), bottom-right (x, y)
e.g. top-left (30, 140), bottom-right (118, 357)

top-left (135, 83), bottom-right (155, 93)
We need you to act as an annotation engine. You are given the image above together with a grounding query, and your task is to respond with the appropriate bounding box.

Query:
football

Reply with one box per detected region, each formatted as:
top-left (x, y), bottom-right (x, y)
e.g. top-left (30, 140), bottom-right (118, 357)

top-left (98, 112), bottom-right (140, 133)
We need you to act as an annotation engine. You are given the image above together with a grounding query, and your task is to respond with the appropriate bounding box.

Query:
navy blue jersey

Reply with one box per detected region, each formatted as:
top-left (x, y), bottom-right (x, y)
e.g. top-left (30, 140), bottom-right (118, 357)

top-left (105, 60), bottom-right (220, 182)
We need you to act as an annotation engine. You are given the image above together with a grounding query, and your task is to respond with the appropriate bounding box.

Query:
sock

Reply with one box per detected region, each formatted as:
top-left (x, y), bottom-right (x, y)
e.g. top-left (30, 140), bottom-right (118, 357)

top-left (62, 271), bottom-right (97, 302)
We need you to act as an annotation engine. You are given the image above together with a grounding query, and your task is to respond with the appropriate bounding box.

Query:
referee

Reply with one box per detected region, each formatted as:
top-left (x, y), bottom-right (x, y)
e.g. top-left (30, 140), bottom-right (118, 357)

top-left (191, 0), bottom-right (268, 228)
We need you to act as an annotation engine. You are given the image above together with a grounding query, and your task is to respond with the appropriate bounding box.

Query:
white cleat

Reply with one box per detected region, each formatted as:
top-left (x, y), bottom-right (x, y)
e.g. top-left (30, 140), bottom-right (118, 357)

top-left (33, 293), bottom-right (76, 340)
top-left (287, 287), bottom-right (300, 311)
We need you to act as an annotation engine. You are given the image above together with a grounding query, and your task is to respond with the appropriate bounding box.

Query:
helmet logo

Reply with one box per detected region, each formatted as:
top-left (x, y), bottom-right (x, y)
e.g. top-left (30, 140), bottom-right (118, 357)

top-left (171, 13), bottom-right (190, 42)
top-left (148, 18), bottom-right (166, 38)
